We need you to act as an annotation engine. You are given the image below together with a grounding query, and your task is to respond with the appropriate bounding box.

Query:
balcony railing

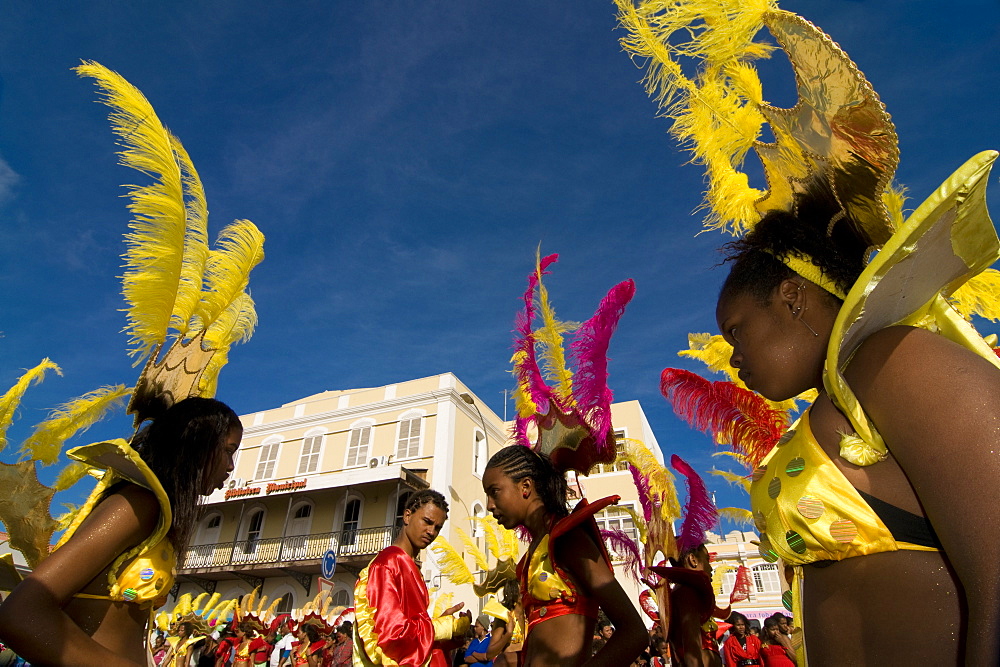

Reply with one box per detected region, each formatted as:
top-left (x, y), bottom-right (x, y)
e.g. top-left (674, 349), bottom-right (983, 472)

top-left (180, 525), bottom-right (399, 570)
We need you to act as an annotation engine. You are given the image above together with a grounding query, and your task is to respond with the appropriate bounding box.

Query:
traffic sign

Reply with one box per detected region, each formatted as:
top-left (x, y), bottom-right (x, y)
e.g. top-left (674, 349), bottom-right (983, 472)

top-left (322, 549), bottom-right (337, 579)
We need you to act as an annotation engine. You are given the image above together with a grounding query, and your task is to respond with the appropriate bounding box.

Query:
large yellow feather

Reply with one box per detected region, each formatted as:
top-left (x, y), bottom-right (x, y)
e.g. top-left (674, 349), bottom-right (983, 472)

top-left (710, 468), bottom-right (751, 493)
top-left (52, 462), bottom-right (91, 492)
top-left (718, 506), bottom-right (753, 526)
top-left (619, 438), bottom-right (682, 521)
top-left (533, 259), bottom-right (578, 403)
top-left (0, 359), bottom-right (61, 452)
top-left (432, 592), bottom-right (454, 617)
top-left (429, 537), bottom-right (475, 586)
top-left (951, 268), bottom-right (1000, 322)
top-left (456, 527), bottom-right (489, 572)
top-left (76, 62), bottom-right (202, 362)
top-left (20, 384), bottom-right (130, 465)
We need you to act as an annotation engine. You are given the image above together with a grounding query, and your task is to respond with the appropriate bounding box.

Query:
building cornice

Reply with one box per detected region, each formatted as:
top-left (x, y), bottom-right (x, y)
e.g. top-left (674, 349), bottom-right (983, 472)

top-left (241, 388), bottom-right (507, 441)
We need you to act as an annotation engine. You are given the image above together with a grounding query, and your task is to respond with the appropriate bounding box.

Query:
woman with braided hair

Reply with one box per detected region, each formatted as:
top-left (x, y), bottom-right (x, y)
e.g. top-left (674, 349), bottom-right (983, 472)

top-left (483, 445), bottom-right (646, 666)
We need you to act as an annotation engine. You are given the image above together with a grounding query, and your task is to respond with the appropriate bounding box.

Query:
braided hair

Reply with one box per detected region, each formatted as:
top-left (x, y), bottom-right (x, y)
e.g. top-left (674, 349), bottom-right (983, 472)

top-left (720, 186), bottom-right (870, 305)
top-left (485, 445), bottom-right (568, 520)
top-left (404, 489), bottom-right (449, 515)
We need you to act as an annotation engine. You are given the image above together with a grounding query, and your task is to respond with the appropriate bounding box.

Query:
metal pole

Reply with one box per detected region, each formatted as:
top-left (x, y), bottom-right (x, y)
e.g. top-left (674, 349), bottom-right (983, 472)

top-left (277, 492), bottom-right (295, 563)
top-left (228, 500), bottom-right (248, 566)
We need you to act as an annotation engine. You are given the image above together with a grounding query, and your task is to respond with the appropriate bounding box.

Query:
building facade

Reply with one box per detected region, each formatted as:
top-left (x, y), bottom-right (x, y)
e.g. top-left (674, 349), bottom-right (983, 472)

top-left (171, 373), bottom-right (508, 612)
top-left (707, 529), bottom-right (788, 626)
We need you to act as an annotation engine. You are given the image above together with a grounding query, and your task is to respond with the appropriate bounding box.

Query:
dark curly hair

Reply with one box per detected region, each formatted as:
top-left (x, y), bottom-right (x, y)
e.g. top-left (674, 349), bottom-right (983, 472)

top-left (720, 186), bottom-right (870, 305)
top-left (130, 397), bottom-right (241, 565)
top-left (404, 489), bottom-right (449, 515)
top-left (485, 445), bottom-right (568, 521)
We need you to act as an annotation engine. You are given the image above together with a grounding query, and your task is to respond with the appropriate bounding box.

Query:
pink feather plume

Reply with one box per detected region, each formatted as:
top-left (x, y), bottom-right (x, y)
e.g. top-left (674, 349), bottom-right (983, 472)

top-left (629, 464), bottom-right (654, 523)
top-left (600, 527), bottom-right (642, 581)
top-left (671, 454), bottom-right (718, 554)
top-left (570, 279), bottom-right (635, 454)
top-left (512, 254), bottom-right (559, 416)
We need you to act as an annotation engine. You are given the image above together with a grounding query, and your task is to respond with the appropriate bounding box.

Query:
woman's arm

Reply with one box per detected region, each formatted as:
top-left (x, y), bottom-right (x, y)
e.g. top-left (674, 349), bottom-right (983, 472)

top-left (774, 633), bottom-right (796, 663)
top-left (484, 621), bottom-right (513, 660)
top-left (559, 527), bottom-right (647, 666)
top-left (846, 326), bottom-right (1000, 664)
top-left (0, 483), bottom-right (159, 666)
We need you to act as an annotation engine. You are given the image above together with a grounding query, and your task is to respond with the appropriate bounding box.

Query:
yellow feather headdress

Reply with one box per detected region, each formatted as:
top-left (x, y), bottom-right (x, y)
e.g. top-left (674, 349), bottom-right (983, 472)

top-left (615, 0), bottom-right (899, 245)
top-left (76, 61), bottom-right (264, 426)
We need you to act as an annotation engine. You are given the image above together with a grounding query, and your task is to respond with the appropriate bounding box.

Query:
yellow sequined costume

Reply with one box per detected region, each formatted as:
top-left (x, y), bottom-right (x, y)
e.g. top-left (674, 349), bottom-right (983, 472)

top-left (55, 439), bottom-right (175, 606)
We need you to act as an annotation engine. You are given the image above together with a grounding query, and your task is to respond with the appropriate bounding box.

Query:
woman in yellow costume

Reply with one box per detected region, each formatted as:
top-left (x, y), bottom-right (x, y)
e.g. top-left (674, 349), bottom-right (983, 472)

top-left (616, 0), bottom-right (1000, 663)
top-left (0, 60), bottom-right (262, 666)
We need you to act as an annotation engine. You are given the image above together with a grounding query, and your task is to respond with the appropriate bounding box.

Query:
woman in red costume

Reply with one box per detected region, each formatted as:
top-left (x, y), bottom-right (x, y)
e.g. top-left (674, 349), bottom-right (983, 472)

top-left (721, 614), bottom-right (761, 667)
top-left (292, 624), bottom-right (326, 667)
top-left (231, 620), bottom-right (273, 667)
top-left (483, 446), bottom-right (646, 666)
top-left (759, 618), bottom-right (795, 667)
top-left (353, 489), bottom-right (470, 666)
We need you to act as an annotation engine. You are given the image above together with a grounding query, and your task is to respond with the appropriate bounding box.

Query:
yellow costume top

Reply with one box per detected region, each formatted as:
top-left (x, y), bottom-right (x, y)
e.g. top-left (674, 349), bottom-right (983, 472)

top-left (749, 410), bottom-right (937, 565)
top-left (54, 438), bottom-right (175, 606)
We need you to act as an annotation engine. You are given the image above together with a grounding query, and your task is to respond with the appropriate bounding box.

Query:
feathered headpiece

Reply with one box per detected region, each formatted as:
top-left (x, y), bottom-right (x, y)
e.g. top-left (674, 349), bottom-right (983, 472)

top-left (76, 61), bottom-right (264, 427)
top-left (619, 1), bottom-right (1000, 466)
top-left (511, 252), bottom-right (635, 475)
top-left (430, 514), bottom-right (522, 597)
top-left (615, 0), bottom-right (898, 246)
top-left (0, 360), bottom-right (129, 569)
top-left (156, 591), bottom-right (236, 636)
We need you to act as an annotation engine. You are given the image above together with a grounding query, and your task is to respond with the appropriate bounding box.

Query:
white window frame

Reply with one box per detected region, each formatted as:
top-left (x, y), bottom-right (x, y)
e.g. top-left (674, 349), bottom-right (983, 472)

top-left (472, 429), bottom-right (487, 478)
top-left (395, 410), bottom-right (424, 460)
top-left (298, 428), bottom-right (325, 475)
top-left (753, 563), bottom-right (782, 594)
top-left (345, 420), bottom-right (374, 468)
top-left (593, 429), bottom-right (630, 475)
top-left (471, 502), bottom-right (486, 538)
top-left (255, 436), bottom-right (282, 480)
top-left (593, 502), bottom-right (639, 561)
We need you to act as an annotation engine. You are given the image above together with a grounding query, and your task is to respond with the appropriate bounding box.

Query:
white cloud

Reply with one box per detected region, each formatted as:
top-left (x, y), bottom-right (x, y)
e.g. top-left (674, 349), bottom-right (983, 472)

top-left (0, 155), bottom-right (20, 205)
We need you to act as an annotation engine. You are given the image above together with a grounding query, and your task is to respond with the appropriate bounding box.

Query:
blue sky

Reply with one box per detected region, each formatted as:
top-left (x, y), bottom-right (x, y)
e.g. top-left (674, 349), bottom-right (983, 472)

top-left (2, 0), bottom-right (998, 519)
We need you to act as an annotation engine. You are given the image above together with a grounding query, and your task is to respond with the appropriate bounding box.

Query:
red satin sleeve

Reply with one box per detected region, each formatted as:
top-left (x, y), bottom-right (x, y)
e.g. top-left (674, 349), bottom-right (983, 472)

top-left (366, 546), bottom-right (438, 666)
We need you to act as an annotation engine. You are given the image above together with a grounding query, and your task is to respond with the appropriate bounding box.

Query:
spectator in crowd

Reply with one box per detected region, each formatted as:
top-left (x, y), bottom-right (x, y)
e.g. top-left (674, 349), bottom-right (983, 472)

top-left (330, 623), bottom-right (352, 667)
top-left (760, 617), bottom-right (795, 666)
top-left (722, 613), bottom-right (762, 667)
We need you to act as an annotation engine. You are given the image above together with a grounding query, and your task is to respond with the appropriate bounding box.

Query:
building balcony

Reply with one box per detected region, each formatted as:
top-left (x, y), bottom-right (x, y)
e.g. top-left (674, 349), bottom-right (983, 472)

top-left (179, 524), bottom-right (400, 575)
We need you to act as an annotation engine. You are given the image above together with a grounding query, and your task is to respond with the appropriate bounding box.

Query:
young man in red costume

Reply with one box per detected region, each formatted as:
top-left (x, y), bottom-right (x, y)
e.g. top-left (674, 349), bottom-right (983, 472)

top-left (353, 489), bottom-right (471, 666)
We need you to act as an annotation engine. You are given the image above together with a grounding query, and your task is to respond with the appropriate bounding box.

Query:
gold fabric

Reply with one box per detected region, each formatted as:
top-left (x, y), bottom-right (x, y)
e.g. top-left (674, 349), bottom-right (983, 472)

top-left (54, 438), bottom-right (175, 605)
top-left (756, 11), bottom-right (899, 246)
top-left (824, 151), bottom-right (1000, 465)
top-left (750, 410), bottom-right (899, 565)
top-left (523, 534), bottom-right (573, 602)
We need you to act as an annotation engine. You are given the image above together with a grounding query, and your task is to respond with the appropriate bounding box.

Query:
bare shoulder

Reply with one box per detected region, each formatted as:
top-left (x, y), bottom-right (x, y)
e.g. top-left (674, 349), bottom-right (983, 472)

top-left (16, 482), bottom-right (161, 602)
top-left (845, 325), bottom-right (1000, 401)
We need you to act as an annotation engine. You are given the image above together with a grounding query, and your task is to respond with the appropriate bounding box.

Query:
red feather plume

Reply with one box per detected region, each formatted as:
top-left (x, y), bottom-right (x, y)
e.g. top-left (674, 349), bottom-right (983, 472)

top-left (660, 368), bottom-right (788, 470)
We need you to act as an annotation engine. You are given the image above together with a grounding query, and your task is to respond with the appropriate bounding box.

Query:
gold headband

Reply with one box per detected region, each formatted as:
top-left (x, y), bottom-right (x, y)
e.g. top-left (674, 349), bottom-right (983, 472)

top-left (769, 251), bottom-right (848, 300)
